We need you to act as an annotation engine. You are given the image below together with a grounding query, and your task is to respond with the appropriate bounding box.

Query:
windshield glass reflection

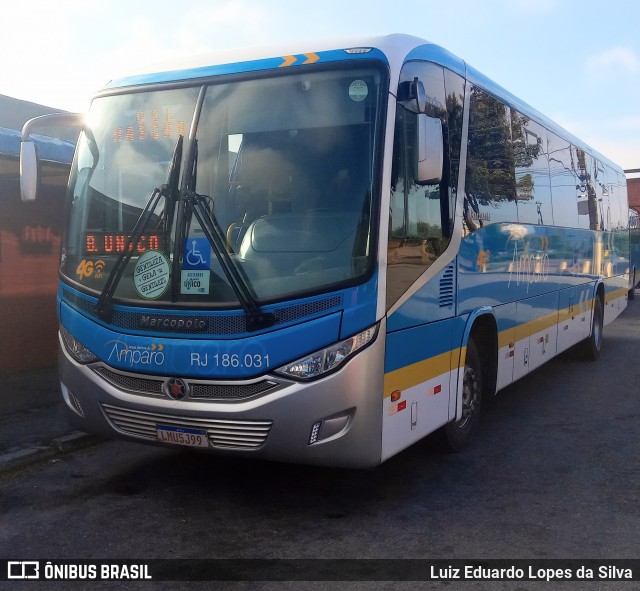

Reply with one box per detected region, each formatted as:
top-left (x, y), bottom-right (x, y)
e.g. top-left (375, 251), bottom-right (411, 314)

top-left (62, 67), bottom-right (383, 306)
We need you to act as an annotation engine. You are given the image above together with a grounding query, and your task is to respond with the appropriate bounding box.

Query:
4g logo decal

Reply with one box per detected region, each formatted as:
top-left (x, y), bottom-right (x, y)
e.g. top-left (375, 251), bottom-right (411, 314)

top-left (76, 259), bottom-right (106, 280)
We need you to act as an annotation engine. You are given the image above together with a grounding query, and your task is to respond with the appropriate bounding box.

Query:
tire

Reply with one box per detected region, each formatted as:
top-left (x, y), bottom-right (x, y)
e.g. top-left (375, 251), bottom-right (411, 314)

top-left (578, 295), bottom-right (603, 361)
top-left (439, 339), bottom-right (483, 452)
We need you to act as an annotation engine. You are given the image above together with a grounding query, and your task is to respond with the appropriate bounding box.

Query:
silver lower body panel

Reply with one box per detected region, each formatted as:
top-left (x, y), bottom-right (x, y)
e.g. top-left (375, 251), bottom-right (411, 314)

top-left (58, 323), bottom-right (386, 468)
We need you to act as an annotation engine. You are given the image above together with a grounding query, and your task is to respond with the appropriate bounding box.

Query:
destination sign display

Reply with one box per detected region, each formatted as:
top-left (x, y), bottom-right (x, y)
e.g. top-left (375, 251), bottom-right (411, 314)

top-left (84, 233), bottom-right (163, 255)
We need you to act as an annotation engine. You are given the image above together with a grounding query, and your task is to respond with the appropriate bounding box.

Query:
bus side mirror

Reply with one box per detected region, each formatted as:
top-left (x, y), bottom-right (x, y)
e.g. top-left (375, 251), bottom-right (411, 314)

top-left (416, 114), bottom-right (443, 185)
top-left (20, 140), bottom-right (39, 202)
top-left (20, 112), bottom-right (84, 202)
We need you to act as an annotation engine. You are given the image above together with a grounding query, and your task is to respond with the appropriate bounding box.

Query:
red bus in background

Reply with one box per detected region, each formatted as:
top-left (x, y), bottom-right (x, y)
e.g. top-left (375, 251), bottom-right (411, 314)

top-left (628, 175), bottom-right (640, 294)
top-left (0, 128), bottom-right (74, 373)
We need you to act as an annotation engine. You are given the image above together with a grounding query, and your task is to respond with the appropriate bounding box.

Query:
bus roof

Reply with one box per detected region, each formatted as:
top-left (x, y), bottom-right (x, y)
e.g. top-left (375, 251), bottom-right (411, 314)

top-left (103, 34), bottom-right (421, 90)
top-left (101, 33), bottom-right (622, 173)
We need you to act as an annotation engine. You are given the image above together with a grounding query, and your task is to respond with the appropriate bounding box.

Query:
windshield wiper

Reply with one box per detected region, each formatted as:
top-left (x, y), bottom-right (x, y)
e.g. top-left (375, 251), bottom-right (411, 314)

top-left (94, 135), bottom-right (184, 321)
top-left (183, 189), bottom-right (275, 332)
top-left (174, 140), bottom-right (274, 332)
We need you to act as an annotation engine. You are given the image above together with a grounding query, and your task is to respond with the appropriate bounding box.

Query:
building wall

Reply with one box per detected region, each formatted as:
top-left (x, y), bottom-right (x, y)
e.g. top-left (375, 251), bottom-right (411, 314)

top-left (628, 178), bottom-right (640, 214)
top-left (0, 94), bottom-right (73, 373)
top-left (0, 157), bottom-right (68, 373)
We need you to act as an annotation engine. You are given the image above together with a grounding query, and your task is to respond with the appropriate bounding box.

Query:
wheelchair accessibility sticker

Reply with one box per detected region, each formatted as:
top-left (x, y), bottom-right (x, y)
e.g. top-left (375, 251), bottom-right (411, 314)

top-left (183, 238), bottom-right (211, 270)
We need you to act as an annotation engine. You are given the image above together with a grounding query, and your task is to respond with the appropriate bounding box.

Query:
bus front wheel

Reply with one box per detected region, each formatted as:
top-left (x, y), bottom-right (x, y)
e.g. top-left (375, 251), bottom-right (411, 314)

top-left (439, 339), bottom-right (482, 452)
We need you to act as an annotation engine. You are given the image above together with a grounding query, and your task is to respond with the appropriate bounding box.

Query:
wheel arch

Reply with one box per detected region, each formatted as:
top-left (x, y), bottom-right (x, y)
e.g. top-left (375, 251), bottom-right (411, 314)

top-left (594, 280), bottom-right (605, 315)
top-left (453, 307), bottom-right (498, 422)
top-left (577, 280), bottom-right (605, 361)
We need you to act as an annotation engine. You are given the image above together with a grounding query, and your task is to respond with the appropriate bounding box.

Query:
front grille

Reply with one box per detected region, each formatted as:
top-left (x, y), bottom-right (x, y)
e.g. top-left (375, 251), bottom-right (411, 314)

top-left (93, 366), bottom-right (282, 401)
top-left (62, 288), bottom-right (342, 336)
top-left (94, 367), bottom-right (164, 397)
top-left (101, 403), bottom-right (272, 449)
top-left (190, 381), bottom-right (279, 399)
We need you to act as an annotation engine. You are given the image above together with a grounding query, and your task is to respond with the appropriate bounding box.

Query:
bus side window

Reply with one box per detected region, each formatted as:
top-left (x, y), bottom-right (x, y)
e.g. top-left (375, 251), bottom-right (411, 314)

top-left (512, 115), bottom-right (553, 226)
top-left (574, 149), bottom-right (599, 231)
top-left (547, 132), bottom-right (578, 228)
top-left (443, 69), bottom-right (465, 237)
top-left (605, 164), bottom-right (623, 231)
top-left (387, 61), bottom-right (450, 308)
top-left (463, 86), bottom-right (517, 234)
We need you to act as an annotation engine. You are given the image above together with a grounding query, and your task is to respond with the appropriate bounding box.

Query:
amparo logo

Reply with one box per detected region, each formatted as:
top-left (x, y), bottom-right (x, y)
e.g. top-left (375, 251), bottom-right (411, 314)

top-left (107, 340), bottom-right (165, 367)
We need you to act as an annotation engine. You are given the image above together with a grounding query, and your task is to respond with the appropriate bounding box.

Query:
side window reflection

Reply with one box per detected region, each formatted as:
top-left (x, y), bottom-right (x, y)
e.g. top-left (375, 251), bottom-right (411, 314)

top-left (387, 61), bottom-right (463, 308)
top-left (512, 115), bottom-right (552, 226)
top-left (463, 87), bottom-right (516, 235)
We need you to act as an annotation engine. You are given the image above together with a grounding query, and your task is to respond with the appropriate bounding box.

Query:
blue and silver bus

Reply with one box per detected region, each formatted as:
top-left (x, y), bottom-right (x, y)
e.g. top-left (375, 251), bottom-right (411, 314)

top-left (21, 34), bottom-right (633, 467)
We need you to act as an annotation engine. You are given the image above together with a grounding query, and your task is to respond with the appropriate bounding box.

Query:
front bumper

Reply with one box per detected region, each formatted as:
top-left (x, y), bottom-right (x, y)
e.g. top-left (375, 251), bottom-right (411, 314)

top-left (58, 321), bottom-right (386, 469)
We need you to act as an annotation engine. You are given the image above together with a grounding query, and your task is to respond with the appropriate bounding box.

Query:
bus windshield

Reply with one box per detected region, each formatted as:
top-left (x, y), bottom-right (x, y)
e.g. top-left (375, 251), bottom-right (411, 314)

top-left (62, 66), bottom-right (383, 307)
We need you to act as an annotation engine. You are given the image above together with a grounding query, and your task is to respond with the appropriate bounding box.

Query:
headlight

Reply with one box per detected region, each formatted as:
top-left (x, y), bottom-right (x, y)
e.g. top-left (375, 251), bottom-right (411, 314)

top-left (275, 324), bottom-right (378, 380)
top-left (60, 325), bottom-right (98, 364)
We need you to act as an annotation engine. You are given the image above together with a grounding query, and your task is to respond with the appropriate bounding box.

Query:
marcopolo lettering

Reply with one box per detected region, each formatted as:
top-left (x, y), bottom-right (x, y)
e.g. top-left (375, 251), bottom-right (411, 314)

top-left (139, 315), bottom-right (208, 332)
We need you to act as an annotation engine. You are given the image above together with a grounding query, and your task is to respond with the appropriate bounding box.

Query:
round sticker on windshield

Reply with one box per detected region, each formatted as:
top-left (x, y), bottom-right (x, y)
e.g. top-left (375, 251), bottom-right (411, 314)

top-left (349, 80), bottom-right (369, 102)
top-left (133, 250), bottom-right (170, 299)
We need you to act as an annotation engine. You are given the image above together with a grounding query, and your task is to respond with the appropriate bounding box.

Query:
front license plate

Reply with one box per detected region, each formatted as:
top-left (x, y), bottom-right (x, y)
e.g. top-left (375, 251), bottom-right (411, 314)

top-left (156, 425), bottom-right (209, 448)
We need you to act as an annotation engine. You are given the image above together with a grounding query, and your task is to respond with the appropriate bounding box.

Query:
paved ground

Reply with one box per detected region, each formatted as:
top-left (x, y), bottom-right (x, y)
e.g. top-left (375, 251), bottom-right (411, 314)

top-left (0, 366), bottom-right (97, 472)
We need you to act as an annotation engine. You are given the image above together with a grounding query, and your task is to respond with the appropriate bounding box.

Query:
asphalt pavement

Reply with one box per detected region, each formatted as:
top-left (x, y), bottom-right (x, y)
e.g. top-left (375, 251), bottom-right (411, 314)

top-left (0, 366), bottom-right (99, 473)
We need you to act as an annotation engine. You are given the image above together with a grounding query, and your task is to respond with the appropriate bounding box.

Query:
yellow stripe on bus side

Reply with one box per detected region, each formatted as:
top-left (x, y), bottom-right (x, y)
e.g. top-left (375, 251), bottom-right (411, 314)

top-left (382, 293), bottom-right (609, 399)
top-left (497, 327), bottom-right (516, 350)
top-left (515, 309), bottom-right (562, 340)
top-left (383, 349), bottom-right (461, 398)
top-left (605, 287), bottom-right (628, 303)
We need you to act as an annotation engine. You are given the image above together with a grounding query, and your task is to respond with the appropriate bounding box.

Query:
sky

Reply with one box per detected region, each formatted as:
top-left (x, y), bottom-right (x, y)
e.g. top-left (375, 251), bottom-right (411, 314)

top-left (3, 0), bottom-right (640, 169)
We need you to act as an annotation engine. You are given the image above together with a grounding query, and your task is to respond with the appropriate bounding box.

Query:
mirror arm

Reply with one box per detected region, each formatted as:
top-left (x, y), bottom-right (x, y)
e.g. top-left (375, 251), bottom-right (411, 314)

top-left (413, 77), bottom-right (427, 114)
top-left (20, 113), bottom-right (84, 202)
top-left (21, 113), bottom-right (85, 142)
